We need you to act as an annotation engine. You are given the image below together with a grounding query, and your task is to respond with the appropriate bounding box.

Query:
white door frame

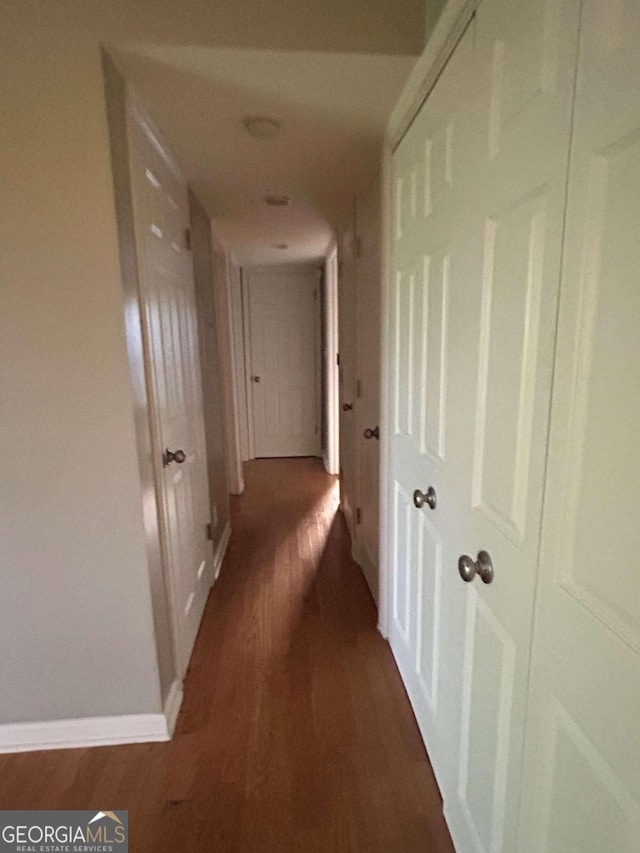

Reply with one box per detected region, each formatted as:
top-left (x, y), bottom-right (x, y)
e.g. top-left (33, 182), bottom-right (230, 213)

top-left (241, 264), bottom-right (323, 460)
top-left (324, 242), bottom-right (340, 475)
top-left (378, 0), bottom-right (482, 638)
top-left (241, 270), bottom-right (256, 460)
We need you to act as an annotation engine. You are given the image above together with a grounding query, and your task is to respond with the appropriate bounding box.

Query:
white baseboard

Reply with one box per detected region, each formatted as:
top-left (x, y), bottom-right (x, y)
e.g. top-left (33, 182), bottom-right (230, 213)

top-left (163, 678), bottom-right (183, 737)
top-left (356, 540), bottom-right (379, 607)
top-left (0, 529), bottom-right (234, 756)
top-left (213, 521), bottom-right (231, 582)
top-left (0, 711), bottom-right (171, 754)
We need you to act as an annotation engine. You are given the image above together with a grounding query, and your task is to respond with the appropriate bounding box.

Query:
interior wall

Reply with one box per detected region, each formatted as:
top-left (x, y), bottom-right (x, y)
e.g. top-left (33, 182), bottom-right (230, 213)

top-left (23, 0), bottom-right (426, 56)
top-left (425, 0), bottom-right (447, 41)
top-left (338, 221), bottom-right (359, 538)
top-left (0, 13), bottom-right (162, 723)
top-left (103, 52), bottom-right (177, 706)
top-left (189, 192), bottom-right (231, 546)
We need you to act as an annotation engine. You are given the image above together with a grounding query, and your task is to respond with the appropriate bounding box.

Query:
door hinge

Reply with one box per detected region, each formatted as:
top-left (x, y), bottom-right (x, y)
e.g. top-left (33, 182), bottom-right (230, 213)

top-left (356, 379), bottom-right (362, 399)
top-left (336, 352), bottom-right (340, 367)
top-left (356, 507), bottom-right (362, 524)
top-left (206, 522), bottom-right (213, 540)
top-left (185, 228), bottom-right (192, 251)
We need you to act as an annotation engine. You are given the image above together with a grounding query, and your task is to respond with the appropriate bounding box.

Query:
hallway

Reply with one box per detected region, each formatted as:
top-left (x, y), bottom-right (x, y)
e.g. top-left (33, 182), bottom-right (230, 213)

top-left (0, 459), bottom-right (453, 852)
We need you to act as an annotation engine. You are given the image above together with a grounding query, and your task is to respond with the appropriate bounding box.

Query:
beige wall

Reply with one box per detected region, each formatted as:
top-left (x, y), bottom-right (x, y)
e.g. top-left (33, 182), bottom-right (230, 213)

top-left (0, 13), bottom-right (162, 722)
top-left (425, 0), bottom-right (447, 42)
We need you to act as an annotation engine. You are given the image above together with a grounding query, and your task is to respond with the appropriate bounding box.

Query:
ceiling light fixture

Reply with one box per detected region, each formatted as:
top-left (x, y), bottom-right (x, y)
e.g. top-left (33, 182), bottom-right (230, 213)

top-left (264, 194), bottom-right (290, 207)
top-left (242, 115), bottom-right (282, 139)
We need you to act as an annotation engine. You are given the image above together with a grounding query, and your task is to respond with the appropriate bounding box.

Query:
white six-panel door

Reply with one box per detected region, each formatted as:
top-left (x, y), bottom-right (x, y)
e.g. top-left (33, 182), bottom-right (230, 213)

top-left (129, 110), bottom-right (214, 677)
top-left (246, 268), bottom-right (320, 458)
top-left (388, 0), bottom-right (580, 850)
top-left (518, 1), bottom-right (640, 848)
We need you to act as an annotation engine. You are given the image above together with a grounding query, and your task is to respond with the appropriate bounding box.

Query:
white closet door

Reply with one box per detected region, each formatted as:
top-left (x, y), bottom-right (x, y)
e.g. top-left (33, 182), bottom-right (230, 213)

top-left (518, 1), bottom-right (640, 848)
top-left (388, 1), bottom-right (579, 850)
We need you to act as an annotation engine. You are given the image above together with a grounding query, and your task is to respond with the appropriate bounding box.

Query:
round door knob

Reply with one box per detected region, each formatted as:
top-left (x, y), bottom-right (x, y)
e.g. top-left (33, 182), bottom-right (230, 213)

top-left (458, 551), bottom-right (494, 584)
top-left (364, 426), bottom-right (379, 440)
top-left (342, 403), bottom-right (353, 411)
top-left (413, 487), bottom-right (437, 510)
top-left (163, 448), bottom-right (187, 467)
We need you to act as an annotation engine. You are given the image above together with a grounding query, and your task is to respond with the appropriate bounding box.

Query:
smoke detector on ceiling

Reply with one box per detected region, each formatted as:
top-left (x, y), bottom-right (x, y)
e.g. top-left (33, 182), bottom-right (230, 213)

top-left (242, 116), bottom-right (282, 139)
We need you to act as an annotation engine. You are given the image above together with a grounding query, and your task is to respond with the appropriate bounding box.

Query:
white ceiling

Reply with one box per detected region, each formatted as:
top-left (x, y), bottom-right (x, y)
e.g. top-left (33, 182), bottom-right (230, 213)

top-left (112, 45), bottom-right (417, 264)
top-left (82, 0), bottom-right (444, 266)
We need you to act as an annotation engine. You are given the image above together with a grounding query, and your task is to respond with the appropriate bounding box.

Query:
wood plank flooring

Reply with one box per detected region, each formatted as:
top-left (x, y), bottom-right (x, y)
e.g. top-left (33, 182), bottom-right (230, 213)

top-left (0, 458), bottom-right (453, 852)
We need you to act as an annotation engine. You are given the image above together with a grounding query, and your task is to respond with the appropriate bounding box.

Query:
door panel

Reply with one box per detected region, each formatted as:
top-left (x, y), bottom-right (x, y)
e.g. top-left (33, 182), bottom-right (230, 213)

top-left (518, 1), bottom-right (640, 848)
top-left (247, 269), bottom-right (320, 458)
top-left (443, 2), bottom-right (579, 849)
top-left (130, 116), bottom-right (213, 676)
top-left (388, 1), bottom-right (579, 850)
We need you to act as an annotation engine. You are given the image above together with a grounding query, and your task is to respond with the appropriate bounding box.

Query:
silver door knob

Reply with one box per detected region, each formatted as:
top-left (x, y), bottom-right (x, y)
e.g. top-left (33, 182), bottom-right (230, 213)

top-left (251, 375), bottom-right (261, 383)
top-left (163, 448), bottom-right (186, 467)
top-left (458, 551), bottom-right (494, 584)
top-left (413, 487), bottom-right (437, 510)
top-left (364, 426), bottom-right (379, 440)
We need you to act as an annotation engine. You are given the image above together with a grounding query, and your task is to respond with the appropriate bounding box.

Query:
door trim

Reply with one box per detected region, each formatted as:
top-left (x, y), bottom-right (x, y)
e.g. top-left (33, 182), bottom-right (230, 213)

top-left (379, 0), bottom-right (480, 638)
top-left (389, 0), bottom-right (481, 148)
top-left (241, 271), bottom-right (256, 460)
top-left (243, 265), bottom-right (322, 460)
top-left (324, 242), bottom-right (340, 475)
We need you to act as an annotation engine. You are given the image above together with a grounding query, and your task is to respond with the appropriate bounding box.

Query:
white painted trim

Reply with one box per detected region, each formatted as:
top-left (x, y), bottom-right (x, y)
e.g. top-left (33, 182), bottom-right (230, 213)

top-left (379, 142), bottom-right (393, 640)
top-left (0, 713), bottom-right (170, 754)
top-left (230, 266), bottom-right (250, 461)
top-left (356, 537), bottom-right (379, 605)
top-left (241, 271), bottom-right (256, 460)
top-left (163, 678), bottom-right (183, 737)
top-left (211, 234), bottom-right (245, 494)
top-left (388, 0), bottom-right (480, 147)
top-left (243, 266), bottom-right (323, 459)
top-left (314, 270), bottom-right (323, 458)
top-left (324, 243), bottom-right (340, 475)
top-left (213, 521), bottom-right (231, 582)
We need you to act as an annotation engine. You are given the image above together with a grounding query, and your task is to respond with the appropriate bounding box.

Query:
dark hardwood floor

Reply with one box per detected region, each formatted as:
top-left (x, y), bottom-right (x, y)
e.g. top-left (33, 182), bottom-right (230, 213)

top-left (0, 458), bottom-right (453, 852)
